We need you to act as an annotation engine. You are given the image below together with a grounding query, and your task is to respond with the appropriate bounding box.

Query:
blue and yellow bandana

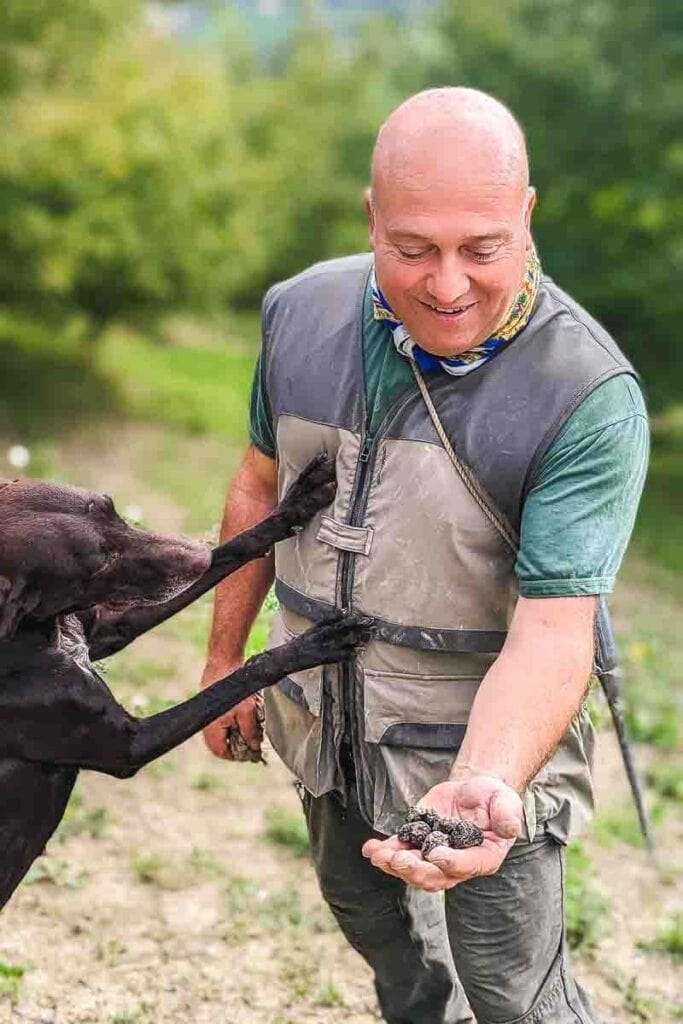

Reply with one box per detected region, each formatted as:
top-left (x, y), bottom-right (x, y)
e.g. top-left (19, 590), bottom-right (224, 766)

top-left (371, 246), bottom-right (541, 376)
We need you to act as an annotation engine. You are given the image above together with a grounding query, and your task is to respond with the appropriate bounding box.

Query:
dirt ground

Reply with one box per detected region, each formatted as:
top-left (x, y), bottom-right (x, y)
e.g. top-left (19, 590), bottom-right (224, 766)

top-left (0, 425), bottom-right (680, 1024)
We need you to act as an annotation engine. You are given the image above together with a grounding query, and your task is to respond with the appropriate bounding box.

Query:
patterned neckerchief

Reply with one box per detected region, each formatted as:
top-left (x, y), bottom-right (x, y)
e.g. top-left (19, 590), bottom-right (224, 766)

top-left (371, 246), bottom-right (541, 376)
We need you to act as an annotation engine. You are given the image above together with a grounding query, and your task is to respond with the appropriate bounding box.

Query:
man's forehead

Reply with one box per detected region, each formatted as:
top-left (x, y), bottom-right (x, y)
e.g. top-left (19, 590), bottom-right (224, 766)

top-left (387, 227), bottom-right (514, 244)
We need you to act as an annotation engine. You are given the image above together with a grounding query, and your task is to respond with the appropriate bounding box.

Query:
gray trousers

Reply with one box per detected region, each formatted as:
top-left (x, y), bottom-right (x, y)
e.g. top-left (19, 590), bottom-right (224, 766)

top-left (301, 784), bottom-right (600, 1024)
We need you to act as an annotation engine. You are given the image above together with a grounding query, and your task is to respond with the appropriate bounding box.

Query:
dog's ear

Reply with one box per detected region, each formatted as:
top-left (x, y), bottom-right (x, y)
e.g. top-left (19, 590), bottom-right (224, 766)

top-left (0, 575), bottom-right (39, 639)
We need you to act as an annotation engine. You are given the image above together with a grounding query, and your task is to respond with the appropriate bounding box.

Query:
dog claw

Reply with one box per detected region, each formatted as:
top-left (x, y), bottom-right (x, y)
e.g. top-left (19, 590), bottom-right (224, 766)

top-left (276, 454), bottom-right (337, 534)
top-left (288, 611), bottom-right (375, 671)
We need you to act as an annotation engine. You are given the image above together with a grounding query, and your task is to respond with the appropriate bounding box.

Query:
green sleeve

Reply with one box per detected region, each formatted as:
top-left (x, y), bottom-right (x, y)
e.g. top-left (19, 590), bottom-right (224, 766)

top-left (516, 375), bottom-right (649, 597)
top-left (248, 352), bottom-right (276, 458)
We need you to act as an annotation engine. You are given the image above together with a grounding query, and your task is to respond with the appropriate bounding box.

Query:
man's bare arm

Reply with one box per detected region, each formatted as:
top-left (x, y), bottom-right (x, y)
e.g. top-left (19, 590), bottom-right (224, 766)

top-left (452, 594), bottom-right (597, 790)
top-left (201, 445), bottom-right (278, 760)
top-left (363, 594), bottom-right (597, 890)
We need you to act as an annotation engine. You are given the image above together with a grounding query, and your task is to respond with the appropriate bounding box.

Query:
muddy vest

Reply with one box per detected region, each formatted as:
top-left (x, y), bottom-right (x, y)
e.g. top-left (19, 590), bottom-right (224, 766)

top-left (262, 254), bottom-right (635, 839)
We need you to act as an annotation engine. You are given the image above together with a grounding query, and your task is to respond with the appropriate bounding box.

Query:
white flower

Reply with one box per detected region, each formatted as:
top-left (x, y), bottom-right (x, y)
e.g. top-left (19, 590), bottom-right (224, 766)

top-left (7, 445), bottom-right (30, 468)
top-left (123, 503), bottom-right (145, 525)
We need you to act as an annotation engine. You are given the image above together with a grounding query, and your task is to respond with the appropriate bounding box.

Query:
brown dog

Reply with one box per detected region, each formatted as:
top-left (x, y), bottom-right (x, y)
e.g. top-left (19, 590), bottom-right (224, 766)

top-left (0, 455), bottom-right (371, 908)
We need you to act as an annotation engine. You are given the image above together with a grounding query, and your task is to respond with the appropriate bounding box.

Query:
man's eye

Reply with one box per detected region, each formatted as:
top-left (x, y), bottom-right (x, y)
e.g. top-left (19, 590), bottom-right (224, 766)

top-left (468, 249), bottom-right (499, 263)
top-left (397, 248), bottom-right (428, 260)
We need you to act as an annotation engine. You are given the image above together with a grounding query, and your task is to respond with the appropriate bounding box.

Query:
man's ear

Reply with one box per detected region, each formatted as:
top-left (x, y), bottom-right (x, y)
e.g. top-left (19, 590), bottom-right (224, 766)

top-left (364, 187), bottom-right (376, 245)
top-left (0, 575), bottom-right (39, 639)
top-left (524, 186), bottom-right (537, 237)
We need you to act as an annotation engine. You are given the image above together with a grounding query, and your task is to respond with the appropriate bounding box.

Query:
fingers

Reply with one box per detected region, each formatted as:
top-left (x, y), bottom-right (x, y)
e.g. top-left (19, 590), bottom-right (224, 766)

top-left (362, 834), bottom-right (512, 892)
top-left (489, 786), bottom-right (524, 840)
top-left (203, 718), bottom-right (233, 760)
top-left (425, 843), bottom-right (508, 882)
top-left (234, 698), bottom-right (263, 752)
top-left (362, 837), bottom-right (455, 892)
top-left (201, 696), bottom-right (263, 761)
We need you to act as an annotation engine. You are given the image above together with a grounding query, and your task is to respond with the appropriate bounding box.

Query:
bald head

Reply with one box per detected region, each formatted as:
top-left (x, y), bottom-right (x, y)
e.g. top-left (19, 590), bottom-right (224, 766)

top-left (365, 88), bottom-right (536, 359)
top-left (371, 88), bottom-right (529, 207)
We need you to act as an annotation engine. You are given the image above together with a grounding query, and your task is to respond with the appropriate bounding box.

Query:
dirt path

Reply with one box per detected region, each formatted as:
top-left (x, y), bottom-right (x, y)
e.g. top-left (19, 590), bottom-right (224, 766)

top-left (0, 426), bottom-right (679, 1023)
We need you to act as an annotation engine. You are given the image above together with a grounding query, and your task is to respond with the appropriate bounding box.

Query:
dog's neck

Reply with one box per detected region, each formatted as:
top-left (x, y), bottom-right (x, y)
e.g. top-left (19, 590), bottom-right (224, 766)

top-left (7, 613), bottom-right (92, 671)
top-left (56, 614), bottom-right (92, 671)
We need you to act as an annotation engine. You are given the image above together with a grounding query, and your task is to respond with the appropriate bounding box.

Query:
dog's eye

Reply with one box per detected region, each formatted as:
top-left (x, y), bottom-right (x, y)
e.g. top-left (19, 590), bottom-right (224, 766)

top-left (86, 496), bottom-right (115, 516)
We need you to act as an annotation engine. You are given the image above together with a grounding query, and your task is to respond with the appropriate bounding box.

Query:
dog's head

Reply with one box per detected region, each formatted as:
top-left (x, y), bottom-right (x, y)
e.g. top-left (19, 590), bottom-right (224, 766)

top-left (0, 478), bottom-right (211, 638)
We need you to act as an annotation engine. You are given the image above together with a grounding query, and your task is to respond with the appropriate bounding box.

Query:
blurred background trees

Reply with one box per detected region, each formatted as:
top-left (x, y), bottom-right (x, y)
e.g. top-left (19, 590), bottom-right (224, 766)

top-left (0, 0), bottom-right (680, 403)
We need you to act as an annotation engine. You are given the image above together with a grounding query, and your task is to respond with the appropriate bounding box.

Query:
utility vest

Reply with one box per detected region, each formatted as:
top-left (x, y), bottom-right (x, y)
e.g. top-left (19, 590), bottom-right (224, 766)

top-left (262, 254), bottom-right (636, 840)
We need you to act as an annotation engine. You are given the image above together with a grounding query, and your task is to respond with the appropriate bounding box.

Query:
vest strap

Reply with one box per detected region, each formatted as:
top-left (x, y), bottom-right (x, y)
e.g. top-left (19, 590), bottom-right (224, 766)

top-left (274, 578), bottom-right (507, 654)
top-left (409, 357), bottom-right (520, 553)
top-left (316, 515), bottom-right (374, 556)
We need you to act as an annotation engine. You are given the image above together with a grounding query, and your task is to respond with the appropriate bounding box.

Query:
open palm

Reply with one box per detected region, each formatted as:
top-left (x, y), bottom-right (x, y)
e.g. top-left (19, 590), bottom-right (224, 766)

top-left (362, 773), bottom-right (524, 892)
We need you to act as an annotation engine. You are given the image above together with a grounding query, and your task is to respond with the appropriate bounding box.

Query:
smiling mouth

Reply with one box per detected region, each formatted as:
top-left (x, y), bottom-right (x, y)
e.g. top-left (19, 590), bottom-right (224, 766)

top-left (420, 300), bottom-right (476, 318)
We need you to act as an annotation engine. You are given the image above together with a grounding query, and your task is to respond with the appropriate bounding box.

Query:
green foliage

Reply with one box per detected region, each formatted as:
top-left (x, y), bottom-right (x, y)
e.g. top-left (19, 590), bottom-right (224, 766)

top-left (130, 846), bottom-right (224, 889)
top-left (264, 805), bottom-right (310, 858)
top-left (0, 0), bottom-right (681, 421)
top-left (56, 788), bottom-right (109, 842)
top-left (638, 914), bottom-right (683, 960)
top-left (24, 857), bottom-right (90, 890)
top-left (315, 977), bottom-right (347, 1008)
top-left (97, 327), bottom-right (256, 437)
top-left (0, 959), bottom-right (27, 1002)
top-left (633, 415), bottom-right (683, 585)
top-left (425, 0), bottom-right (683, 409)
top-left (646, 763), bottom-right (683, 803)
top-left (564, 841), bottom-right (608, 951)
top-left (0, 3), bottom-right (248, 334)
top-left (593, 801), bottom-right (665, 849)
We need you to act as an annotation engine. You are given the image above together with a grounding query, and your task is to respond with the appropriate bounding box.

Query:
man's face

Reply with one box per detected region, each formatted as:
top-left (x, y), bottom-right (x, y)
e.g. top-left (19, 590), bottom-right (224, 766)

top-left (367, 166), bottom-right (535, 357)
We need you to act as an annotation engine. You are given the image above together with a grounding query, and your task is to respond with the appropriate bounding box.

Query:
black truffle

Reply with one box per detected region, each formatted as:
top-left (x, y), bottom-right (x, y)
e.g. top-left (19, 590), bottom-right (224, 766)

top-left (421, 831), bottom-right (451, 858)
top-left (397, 821), bottom-right (432, 847)
top-left (405, 806), bottom-right (442, 830)
top-left (441, 818), bottom-right (484, 849)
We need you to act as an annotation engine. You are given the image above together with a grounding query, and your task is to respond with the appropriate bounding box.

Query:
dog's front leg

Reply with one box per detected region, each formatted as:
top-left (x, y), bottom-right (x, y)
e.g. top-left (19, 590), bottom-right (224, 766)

top-left (86, 454), bottom-right (337, 660)
top-left (91, 612), bottom-right (372, 777)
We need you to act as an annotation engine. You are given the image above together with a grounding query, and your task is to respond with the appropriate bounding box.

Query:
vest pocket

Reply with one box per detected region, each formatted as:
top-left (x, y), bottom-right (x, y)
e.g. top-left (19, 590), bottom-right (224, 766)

top-left (269, 609), bottom-right (324, 716)
top-left (363, 668), bottom-right (480, 749)
top-left (264, 608), bottom-right (338, 797)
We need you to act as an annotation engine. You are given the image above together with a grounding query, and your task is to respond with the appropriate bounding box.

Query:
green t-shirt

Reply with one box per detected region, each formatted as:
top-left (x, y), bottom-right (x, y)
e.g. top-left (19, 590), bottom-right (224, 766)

top-left (249, 280), bottom-right (649, 597)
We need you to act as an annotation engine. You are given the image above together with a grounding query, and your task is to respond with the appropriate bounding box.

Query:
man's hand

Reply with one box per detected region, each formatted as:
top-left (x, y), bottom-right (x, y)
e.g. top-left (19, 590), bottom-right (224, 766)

top-left (201, 662), bottom-right (263, 761)
top-left (361, 773), bottom-right (523, 892)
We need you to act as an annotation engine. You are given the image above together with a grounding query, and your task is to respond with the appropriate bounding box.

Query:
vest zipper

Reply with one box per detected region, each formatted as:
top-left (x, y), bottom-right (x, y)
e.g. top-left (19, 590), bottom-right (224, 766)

top-left (337, 389), bottom-right (420, 822)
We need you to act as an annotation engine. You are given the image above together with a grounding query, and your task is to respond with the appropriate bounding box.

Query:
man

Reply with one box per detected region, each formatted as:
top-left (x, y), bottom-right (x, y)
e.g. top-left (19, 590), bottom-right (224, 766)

top-left (201, 89), bottom-right (648, 1023)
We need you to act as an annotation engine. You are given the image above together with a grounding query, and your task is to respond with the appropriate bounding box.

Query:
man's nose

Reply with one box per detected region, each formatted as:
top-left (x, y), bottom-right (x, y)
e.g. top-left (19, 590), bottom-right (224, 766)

top-left (426, 255), bottom-right (470, 305)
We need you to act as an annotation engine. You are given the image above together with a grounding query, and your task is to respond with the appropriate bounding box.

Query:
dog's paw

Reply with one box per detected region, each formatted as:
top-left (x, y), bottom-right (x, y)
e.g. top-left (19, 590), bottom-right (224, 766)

top-left (276, 454), bottom-right (336, 533)
top-left (292, 612), bottom-right (375, 669)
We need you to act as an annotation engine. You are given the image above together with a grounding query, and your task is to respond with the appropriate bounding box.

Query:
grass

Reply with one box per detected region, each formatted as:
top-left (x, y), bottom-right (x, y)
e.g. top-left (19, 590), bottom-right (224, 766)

top-left (592, 801), bottom-right (666, 849)
top-left (646, 762), bottom-right (683, 803)
top-left (564, 841), bottom-right (609, 952)
top-left (130, 846), bottom-right (224, 890)
top-left (96, 939), bottom-right (128, 968)
top-left (98, 325), bottom-right (256, 439)
top-left (638, 914), bottom-right (683, 960)
top-left (632, 410), bottom-right (683, 591)
top-left (315, 978), bottom-right (347, 1008)
top-left (56, 788), bottom-right (110, 842)
top-left (0, 960), bottom-right (28, 1002)
top-left (264, 805), bottom-right (310, 858)
top-left (24, 858), bottom-right (90, 890)
top-left (191, 770), bottom-right (223, 792)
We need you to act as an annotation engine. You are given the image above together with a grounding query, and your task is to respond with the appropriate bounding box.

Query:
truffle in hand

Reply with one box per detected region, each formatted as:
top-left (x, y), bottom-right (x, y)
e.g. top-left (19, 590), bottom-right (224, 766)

top-left (421, 831), bottom-right (451, 858)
